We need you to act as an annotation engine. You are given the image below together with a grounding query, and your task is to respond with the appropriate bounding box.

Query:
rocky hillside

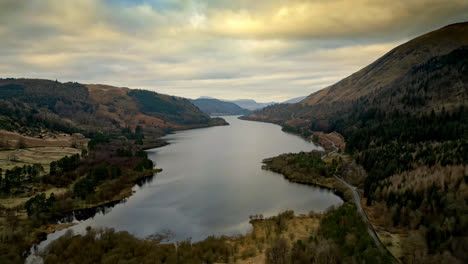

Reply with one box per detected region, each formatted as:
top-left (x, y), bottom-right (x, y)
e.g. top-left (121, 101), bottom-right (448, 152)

top-left (0, 79), bottom-right (224, 137)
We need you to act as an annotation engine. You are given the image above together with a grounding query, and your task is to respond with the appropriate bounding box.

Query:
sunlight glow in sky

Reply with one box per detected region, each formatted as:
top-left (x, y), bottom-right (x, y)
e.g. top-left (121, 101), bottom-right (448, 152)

top-left (1, 0), bottom-right (467, 101)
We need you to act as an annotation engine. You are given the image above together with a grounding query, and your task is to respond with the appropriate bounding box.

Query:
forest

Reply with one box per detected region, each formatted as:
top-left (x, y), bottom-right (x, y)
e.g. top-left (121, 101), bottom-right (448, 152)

top-left (257, 54), bottom-right (468, 261)
top-left (262, 48), bottom-right (468, 263)
top-left (310, 106), bottom-right (467, 262)
top-left (262, 152), bottom-right (351, 201)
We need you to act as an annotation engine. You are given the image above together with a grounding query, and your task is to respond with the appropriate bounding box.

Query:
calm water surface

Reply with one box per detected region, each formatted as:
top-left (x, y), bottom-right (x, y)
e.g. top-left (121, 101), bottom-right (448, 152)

top-left (34, 116), bottom-right (342, 251)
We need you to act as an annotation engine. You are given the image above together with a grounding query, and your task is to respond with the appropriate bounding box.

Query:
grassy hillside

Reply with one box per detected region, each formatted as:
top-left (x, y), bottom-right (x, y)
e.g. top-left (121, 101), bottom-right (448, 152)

top-left (190, 98), bottom-right (252, 115)
top-left (246, 22), bottom-right (468, 128)
top-left (301, 22), bottom-right (468, 107)
top-left (0, 79), bottom-right (224, 137)
top-left (244, 22), bottom-right (468, 263)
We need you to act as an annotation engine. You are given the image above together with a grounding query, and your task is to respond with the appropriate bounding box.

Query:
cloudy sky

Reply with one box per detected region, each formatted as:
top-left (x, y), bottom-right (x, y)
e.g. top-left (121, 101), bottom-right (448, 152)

top-left (1, 0), bottom-right (467, 102)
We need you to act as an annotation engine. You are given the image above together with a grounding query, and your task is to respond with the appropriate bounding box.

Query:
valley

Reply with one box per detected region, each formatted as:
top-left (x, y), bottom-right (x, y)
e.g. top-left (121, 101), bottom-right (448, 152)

top-left (0, 79), bottom-right (229, 262)
top-left (26, 116), bottom-right (342, 259)
top-left (0, 11), bottom-right (466, 264)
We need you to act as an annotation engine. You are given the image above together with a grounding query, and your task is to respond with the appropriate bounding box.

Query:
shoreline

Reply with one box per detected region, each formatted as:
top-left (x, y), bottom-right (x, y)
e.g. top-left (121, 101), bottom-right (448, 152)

top-left (15, 121), bottom-right (225, 261)
top-left (24, 168), bottom-right (163, 260)
top-left (47, 168), bottom-right (162, 228)
top-left (257, 121), bottom-right (401, 263)
top-left (24, 118), bottom-right (343, 262)
top-left (261, 158), bottom-right (349, 203)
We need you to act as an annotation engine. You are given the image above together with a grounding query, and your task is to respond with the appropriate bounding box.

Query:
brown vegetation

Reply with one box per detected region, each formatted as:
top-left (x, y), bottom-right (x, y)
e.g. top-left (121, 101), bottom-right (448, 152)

top-left (0, 78), bottom-right (225, 137)
top-left (0, 130), bottom-right (88, 150)
top-left (39, 204), bottom-right (392, 264)
top-left (246, 23), bottom-right (468, 128)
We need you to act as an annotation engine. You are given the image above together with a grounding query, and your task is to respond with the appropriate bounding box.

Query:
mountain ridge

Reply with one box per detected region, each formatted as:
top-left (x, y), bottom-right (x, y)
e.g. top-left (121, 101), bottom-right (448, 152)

top-left (0, 78), bottom-right (225, 137)
top-left (282, 96), bottom-right (306, 104)
top-left (245, 22), bottom-right (468, 129)
top-left (302, 22), bottom-right (468, 106)
top-left (227, 99), bottom-right (277, 111)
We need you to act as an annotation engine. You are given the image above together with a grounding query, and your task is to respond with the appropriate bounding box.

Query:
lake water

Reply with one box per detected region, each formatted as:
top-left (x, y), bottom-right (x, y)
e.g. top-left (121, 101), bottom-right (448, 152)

top-left (31, 116), bottom-right (342, 255)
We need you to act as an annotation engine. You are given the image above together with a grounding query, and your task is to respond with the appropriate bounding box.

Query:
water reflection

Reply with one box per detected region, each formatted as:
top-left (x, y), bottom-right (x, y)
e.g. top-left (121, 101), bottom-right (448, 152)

top-left (53, 174), bottom-right (156, 223)
top-left (29, 116), bottom-right (343, 260)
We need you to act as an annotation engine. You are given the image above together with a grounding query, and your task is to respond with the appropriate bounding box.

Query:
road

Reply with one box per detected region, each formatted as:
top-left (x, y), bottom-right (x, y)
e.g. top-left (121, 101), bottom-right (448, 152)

top-left (319, 136), bottom-right (338, 159)
top-left (333, 175), bottom-right (383, 248)
top-left (318, 135), bottom-right (381, 246)
top-left (318, 135), bottom-right (399, 263)
top-left (334, 175), bottom-right (399, 263)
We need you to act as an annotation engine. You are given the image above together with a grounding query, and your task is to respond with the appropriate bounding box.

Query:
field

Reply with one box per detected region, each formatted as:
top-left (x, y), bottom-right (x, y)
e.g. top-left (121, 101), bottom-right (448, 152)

top-left (0, 147), bottom-right (81, 172)
top-left (0, 130), bottom-right (84, 209)
top-left (0, 129), bottom-right (86, 172)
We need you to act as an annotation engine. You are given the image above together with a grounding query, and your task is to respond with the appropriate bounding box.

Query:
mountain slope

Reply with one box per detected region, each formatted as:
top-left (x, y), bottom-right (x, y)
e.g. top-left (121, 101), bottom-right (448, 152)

top-left (303, 22), bottom-right (468, 106)
top-left (244, 22), bottom-right (468, 263)
top-left (0, 79), bottom-right (223, 136)
top-left (246, 22), bottom-right (468, 128)
top-left (190, 98), bottom-right (252, 115)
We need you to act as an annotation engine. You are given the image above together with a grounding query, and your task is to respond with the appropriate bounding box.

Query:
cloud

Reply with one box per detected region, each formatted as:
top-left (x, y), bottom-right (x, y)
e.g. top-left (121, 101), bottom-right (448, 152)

top-left (0, 0), bottom-right (467, 101)
top-left (207, 0), bottom-right (468, 39)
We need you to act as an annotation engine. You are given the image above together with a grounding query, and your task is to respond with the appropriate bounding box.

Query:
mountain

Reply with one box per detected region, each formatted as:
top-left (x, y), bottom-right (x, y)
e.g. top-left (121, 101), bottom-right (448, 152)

top-left (190, 98), bottom-right (252, 116)
top-left (227, 99), bottom-right (277, 111)
top-left (246, 22), bottom-right (468, 129)
top-left (282, 96), bottom-right (306, 104)
top-left (244, 22), bottom-right (468, 263)
top-left (0, 79), bottom-right (225, 136)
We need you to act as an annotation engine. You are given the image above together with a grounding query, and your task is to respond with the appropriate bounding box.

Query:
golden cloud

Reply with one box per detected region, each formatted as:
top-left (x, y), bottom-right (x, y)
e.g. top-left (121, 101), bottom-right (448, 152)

top-left (207, 0), bottom-right (468, 38)
top-left (1, 0), bottom-right (467, 101)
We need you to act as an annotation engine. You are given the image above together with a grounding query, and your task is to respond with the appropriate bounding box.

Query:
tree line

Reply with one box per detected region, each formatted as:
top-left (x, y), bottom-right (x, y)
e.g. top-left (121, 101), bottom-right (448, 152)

top-left (0, 164), bottom-right (43, 195)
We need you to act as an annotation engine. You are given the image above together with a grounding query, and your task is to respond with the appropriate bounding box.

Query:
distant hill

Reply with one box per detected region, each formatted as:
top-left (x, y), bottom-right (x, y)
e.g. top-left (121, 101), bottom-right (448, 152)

top-left (227, 99), bottom-right (277, 111)
top-left (190, 98), bottom-right (252, 116)
top-left (0, 79), bottom-right (225, 136)
top-left (282, 96), bottom-right (306, 104)
top-left (194, 97), bottom-right (277, 111)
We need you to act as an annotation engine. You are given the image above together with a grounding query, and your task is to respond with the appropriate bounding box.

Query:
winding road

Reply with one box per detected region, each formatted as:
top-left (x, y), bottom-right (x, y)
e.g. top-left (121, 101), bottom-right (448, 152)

top-left (333, 175), bottom-right (383, 248)
top-left (318, 135), bottom-right (399, 263)
top-left (319, 136), bottom-right (338, 159)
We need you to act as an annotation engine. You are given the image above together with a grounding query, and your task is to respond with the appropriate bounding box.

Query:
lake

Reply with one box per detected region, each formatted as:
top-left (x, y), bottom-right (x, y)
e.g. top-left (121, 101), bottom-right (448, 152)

top-left (31, 116), bottom-right (342, 254)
